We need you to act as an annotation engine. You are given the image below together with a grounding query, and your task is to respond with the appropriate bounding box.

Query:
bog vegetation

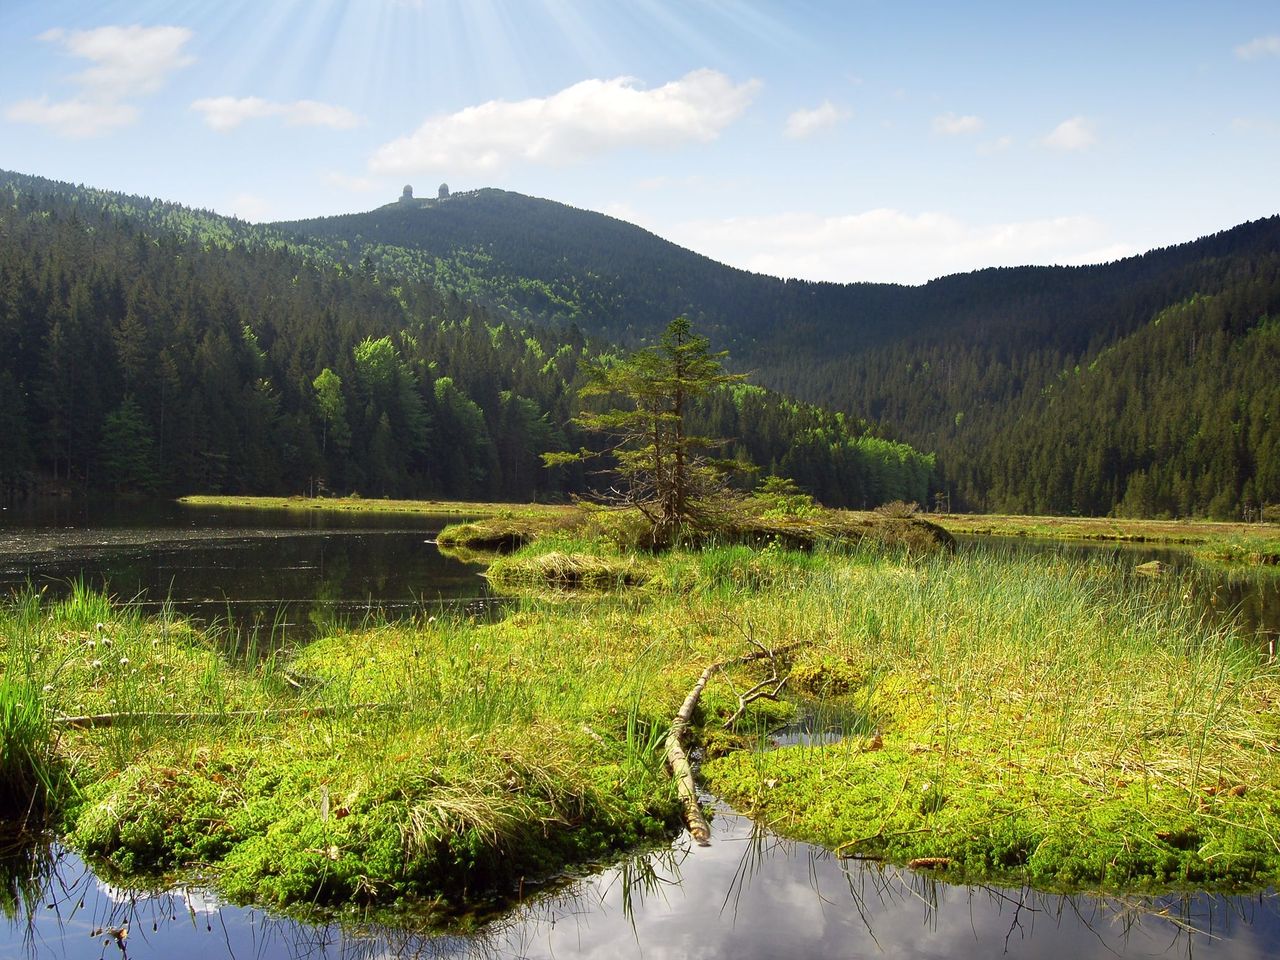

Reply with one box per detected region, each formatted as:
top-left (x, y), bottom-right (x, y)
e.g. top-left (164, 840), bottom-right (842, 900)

top-left (2, 511), bottom-right (1277, 914)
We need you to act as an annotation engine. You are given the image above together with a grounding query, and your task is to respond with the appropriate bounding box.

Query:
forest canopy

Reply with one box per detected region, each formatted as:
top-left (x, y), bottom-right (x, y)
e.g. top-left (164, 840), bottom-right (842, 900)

top-left (0, 170), bottom-right (933, 510)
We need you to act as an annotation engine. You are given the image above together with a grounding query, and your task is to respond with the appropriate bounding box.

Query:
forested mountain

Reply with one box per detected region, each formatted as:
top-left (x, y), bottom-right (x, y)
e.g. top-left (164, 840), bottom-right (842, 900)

top-left (277, 190), bottom-right (1280, 518)
top-left (0, 170), bottom-right (932, 508)
top-left (4, 168), bottom-right (1274, 518)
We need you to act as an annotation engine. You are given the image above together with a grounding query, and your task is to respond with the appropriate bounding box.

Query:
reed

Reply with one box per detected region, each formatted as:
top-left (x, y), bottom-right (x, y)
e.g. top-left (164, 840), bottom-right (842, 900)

top-left (0, 678), bottom-right (58, 821)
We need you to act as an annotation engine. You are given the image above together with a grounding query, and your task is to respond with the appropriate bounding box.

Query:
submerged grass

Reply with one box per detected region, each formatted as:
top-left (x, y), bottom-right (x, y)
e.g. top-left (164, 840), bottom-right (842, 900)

top-left (2, 532), bottom-right (1277, 916)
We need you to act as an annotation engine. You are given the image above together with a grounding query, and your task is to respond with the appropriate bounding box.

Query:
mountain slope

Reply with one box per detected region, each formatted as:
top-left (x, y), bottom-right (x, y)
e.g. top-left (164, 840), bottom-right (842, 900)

top-left (277, 189), bottom-right (1280, 357)
top-left (277, 191), bottom-right (1280, 517)
top-left (0, 169), bottom-right (933, 507)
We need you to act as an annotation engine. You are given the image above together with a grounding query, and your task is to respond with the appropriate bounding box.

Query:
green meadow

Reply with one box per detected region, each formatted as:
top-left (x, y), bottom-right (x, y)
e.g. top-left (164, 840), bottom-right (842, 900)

top-left (2, 506), bottom-right (1278, 919)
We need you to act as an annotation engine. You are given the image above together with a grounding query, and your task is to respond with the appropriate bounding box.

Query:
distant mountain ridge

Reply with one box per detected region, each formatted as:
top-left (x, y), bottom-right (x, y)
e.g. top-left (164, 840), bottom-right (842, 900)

top-left (276, 187), bottom-right (1280, 352)
top-left (0, 166), bottom-right (1273, 517)
top-left (275, 189), bottom-right (1280, 517)
top-left (0, 168), bottom-right (934, 508)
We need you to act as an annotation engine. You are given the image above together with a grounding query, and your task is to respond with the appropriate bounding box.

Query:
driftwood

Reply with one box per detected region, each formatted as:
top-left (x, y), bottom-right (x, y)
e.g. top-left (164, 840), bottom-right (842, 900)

top-left (664, 634), bottom-right (799, 846)
top-left (665, 662), bottom-right (722, 845)
top-left (55, 702), bottom-right (391, 730)
top-left (722, 632), bottom-right (789, 729)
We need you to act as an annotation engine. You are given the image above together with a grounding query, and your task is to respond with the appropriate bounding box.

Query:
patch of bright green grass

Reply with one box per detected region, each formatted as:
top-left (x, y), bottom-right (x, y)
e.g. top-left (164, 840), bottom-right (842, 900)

top-left (703, 547), bottom-right (1280, 890)
top-left (6, 536), bottom-right (1278, 916)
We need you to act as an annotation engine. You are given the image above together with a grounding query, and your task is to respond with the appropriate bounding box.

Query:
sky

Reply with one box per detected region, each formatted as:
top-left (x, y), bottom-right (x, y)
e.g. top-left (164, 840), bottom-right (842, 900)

top-left (1, 0), bottom-right (1278, 285)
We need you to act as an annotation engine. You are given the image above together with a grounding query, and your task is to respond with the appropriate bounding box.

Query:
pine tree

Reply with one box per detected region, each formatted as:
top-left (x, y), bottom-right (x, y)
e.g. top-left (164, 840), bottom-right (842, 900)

top-left (545, 316), bottom-right (746, 545)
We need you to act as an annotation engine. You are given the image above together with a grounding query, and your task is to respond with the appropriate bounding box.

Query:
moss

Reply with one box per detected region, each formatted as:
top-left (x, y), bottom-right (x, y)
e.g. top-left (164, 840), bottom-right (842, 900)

top-left (10, 535), bottom-right (1280, 915)
top-left (436, 510), bottom-right (585, 553)
top-left (486, 550), bottom-right (654, 592)
top-left (789, 652), bottom-right (866, 697)
top-left (705, 696), bottom-right (1280, 892)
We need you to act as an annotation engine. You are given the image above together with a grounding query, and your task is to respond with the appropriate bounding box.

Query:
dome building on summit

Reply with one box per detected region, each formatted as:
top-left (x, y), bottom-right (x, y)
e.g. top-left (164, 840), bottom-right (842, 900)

top-left (393, 184), bottom-right (451, 207)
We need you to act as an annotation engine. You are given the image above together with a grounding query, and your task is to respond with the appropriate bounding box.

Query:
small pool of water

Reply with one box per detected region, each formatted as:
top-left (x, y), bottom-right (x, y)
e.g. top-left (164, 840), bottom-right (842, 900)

top-left (4, 807), bottom-right (1277, 960)
top-left (769, 697), bottom-right (871, 749)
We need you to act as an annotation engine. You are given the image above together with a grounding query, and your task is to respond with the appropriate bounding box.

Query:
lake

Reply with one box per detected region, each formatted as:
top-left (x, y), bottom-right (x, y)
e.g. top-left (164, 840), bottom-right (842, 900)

top-left (0, 499), bottom-right (496, 642)
top-left (0, 500), bottom-right (1277, 959)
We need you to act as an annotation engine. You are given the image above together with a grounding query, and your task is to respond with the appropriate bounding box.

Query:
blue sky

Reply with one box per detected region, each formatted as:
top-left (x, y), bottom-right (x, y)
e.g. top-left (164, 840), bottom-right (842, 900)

top-left (2, 0), bottom-right (1277, 283)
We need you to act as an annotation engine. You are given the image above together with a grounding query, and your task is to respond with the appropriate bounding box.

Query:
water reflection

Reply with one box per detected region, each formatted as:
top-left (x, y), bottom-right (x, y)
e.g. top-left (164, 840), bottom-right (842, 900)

top-left (4, 807), bottom-right (1277, 960)
top-left (0, 502), bottom-right (495, 639)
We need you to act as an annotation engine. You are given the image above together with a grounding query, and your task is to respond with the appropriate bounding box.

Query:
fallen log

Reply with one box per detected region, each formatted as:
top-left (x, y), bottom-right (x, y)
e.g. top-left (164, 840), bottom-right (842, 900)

top-left (665, 662), bottom-right (722, 845)
top-left (664, 636), bottom-right (802, 846)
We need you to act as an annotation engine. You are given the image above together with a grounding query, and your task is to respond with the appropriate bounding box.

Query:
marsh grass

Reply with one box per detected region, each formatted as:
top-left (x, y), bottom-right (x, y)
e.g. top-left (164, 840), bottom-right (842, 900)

top-left (5, 534), bottom-right (1277, 910)
top-left (1196, 536), bottom-right (1280, 567)
top-left (933, 512), bottom-right (1280, 551)
top-left (703, 545), bottom-right (1280, 888)
top-left (0, 678), bottom-right (59, 821)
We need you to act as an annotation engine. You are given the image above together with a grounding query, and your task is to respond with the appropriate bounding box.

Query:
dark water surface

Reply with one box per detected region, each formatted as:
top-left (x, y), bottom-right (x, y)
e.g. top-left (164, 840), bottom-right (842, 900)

top-left (1, 501), bottom-right (1277, 958)
top-left (0, 499), bottom-right (493, 640)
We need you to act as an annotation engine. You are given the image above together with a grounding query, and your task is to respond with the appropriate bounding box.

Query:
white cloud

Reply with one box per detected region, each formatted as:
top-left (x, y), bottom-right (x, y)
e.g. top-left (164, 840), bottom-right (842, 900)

top-left (39, 25), bottom-right (193, 98)
top-left (601, 200), bottom-right (645, 224)
top-left (368, 68), bottom-right (759, 175)
top-left (1235, 35), bottom-right (1280, 59)
top-left (670, 208), bottom-right (1135, 285)
top-left (192, 96), bottom-right (362, 132)
top-left (932, 112), bottom-right (984, 135)
top-left (4, 96), bottom-right (138, 138)
top-left (1042, 116), bottom-right (1096, 151)
top-left (226, 193), bottom-right (275, 222)
top-left (7, 25), bottom-right (192, 138)
top-left (784, 100), bottom-right (847, 139)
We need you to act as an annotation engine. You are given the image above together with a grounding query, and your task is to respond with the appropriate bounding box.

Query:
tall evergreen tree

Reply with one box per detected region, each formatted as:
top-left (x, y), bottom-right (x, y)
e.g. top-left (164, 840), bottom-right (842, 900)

top-left (546, 316), bottom-right (745, 544)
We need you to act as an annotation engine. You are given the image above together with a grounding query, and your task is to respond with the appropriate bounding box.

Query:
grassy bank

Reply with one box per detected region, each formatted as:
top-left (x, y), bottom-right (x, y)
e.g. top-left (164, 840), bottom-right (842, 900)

top-left (0, 577), bottom-right (733, 916)
top-left (933, 512), bottom-right (1280, 553)
top-left (2, 533), bottom-right (1277, 915)
top-left (700, 548), bottom-right (1280, 890)
top-left (177, 494), bottom-right (574, 521)
top-left (436, 501), bottom-right (955, 557)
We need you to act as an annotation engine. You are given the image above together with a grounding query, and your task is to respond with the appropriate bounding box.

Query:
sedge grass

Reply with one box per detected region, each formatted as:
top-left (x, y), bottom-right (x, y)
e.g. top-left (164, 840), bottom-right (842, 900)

top-left (3, 537), bottom-right (1277, 911)
top-left (703, 545), bottom-right (1280, 889)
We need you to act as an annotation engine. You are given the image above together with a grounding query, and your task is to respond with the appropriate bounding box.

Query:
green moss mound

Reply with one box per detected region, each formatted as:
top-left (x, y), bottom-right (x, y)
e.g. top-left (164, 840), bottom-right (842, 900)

top-left (486, 550), bottom-right (654, 591)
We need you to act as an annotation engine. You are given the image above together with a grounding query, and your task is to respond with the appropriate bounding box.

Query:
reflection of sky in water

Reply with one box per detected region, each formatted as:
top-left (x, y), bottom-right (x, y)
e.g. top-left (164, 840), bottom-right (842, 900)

top-left (8, 807), bottom-right (1277, 960)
